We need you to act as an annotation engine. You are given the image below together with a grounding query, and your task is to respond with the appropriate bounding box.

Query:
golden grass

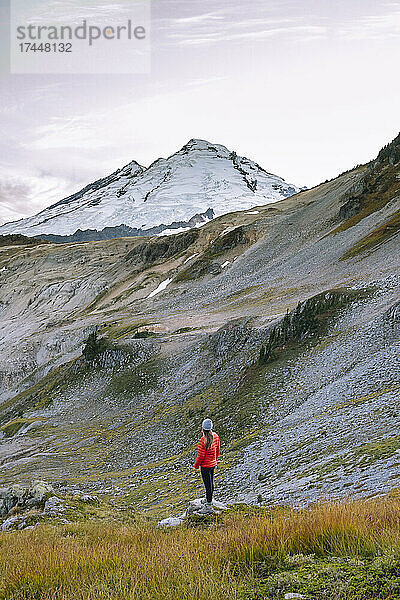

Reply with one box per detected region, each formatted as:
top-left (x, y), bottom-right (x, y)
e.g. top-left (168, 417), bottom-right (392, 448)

top-left (1, 497), bottom-right (400, 599)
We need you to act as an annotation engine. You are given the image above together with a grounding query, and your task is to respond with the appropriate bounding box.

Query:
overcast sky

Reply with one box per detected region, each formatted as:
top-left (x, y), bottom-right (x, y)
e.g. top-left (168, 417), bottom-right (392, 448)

top-left (0, 0), bottom-right (399, 225)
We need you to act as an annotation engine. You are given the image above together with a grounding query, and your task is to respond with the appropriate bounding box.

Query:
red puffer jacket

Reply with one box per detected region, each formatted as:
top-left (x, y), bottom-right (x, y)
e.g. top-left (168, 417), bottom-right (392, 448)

top-left (194, 432), bottom-right (220, 469)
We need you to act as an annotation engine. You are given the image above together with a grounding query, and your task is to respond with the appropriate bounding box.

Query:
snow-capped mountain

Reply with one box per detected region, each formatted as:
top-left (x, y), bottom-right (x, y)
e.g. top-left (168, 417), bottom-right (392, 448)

top-left (0, 139), bottom-right (300, 239)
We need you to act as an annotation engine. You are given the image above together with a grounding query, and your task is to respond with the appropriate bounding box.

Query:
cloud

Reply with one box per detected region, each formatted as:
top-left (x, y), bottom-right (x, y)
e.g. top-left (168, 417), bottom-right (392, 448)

top-left (0, 180), bottom-right (31, 224)
top-left (170, 11), bottom-right (226, 25)
top-left (337, 7), bottom-right (400, 40)
top-left (25, 116), bottom-right (105, 151)
top-left (0, 167), bottom-right (78, 226)
top-left (161, 4), bottom-right (328, 47)
top-left (171, 24), bottom-right (327, 46)
top-left (17, 0), bottom-right (137, 25)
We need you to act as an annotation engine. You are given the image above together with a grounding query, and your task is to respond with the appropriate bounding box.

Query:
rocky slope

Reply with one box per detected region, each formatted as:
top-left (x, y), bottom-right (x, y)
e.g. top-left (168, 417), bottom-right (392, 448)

top-left (0, 133), bottom-right (399, 520)
top-left (0, 139), bottom-right (299, 240)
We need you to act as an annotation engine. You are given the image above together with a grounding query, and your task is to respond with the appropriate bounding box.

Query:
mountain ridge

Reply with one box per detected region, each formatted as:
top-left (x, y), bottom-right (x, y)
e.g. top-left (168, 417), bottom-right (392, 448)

top-left (0, 138), bottom-right (299, 239)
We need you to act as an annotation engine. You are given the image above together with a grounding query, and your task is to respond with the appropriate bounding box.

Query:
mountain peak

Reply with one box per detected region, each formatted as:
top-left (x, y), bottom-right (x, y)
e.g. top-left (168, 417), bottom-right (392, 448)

top-left (119, 159), bottom-right (144, 177)
top-left (184, 138), bottom-right (216, 148)
top-left (180, 138), bottom-right (230, 154)
top-left (0, 141), bottom-right (300, 238)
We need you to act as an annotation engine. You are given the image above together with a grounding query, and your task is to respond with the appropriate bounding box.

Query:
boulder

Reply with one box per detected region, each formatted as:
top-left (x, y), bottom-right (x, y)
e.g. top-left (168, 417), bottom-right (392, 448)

top-left (43, 496), bottom-right (65, 516)
top-left (186, 499), bottom-right (212, 515)
top-left (1, 484), bottom-right (28, 516)
top-left (1, 516), bottom-right (21, 531)
top-left (0, 480), bottom-right (54, 517)
top-left (157, 515), bottom-right (185, 528)
top-left (157, 497), bottom-right (229, 527)
top-left (29, 480), bottom-right (54, 504)
top-left (186, 498), bottom-right (228, 516)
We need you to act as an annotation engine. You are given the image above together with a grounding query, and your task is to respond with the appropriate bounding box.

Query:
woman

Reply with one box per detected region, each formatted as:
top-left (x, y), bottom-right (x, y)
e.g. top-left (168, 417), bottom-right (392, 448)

top-left (194, 418), bottom-right (220, 510)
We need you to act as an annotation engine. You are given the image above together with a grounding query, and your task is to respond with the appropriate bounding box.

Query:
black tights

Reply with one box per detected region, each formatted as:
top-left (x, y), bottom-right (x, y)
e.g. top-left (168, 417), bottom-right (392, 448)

top-left (200, 466), bottom-right (215, 503)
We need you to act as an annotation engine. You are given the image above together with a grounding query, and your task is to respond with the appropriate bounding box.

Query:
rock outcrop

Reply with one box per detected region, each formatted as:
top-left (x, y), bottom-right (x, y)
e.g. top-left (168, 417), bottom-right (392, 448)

top-left (158, 497), bottom-right (229, 527)
top-left (0, 480), bottom-right (54, 517)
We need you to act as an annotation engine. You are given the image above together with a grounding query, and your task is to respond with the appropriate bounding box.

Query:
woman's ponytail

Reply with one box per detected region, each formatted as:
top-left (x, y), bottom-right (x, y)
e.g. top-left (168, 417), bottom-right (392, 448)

top-left (203, 429), bottom-right (213, 450)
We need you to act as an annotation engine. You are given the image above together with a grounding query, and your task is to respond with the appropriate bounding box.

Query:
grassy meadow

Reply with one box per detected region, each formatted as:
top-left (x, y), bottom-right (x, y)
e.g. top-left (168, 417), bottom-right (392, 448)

top-left (1, 495), bottom-right (400, 600)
